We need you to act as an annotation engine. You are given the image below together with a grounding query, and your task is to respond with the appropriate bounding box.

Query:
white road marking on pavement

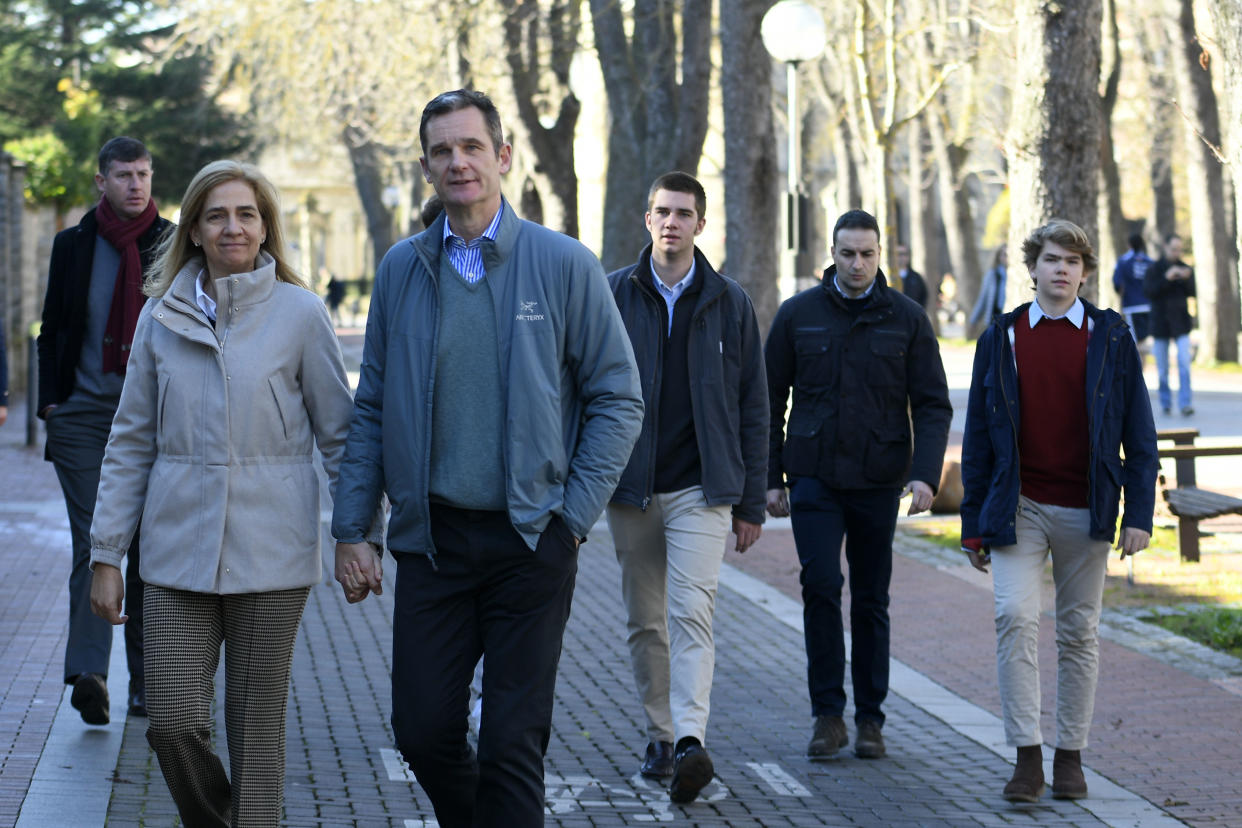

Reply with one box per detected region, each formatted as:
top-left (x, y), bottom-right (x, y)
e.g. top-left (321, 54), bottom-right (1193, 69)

top-left (382, 747), bottom-right (417, 782)
top-left (746, 762), bottom-right (811, 797)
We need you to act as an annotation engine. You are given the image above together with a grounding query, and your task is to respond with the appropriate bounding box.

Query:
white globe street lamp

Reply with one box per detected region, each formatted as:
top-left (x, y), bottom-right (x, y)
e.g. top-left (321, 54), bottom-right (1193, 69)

top-left (762, 0), bottom-right (826, 294)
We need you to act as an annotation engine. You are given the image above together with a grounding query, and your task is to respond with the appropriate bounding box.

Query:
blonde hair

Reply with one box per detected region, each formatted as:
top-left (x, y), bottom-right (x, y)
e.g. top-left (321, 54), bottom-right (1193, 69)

top-left (1020, 219), bottom-right (1098, 277)
top-left (146, 160), bottom-right (306, 297)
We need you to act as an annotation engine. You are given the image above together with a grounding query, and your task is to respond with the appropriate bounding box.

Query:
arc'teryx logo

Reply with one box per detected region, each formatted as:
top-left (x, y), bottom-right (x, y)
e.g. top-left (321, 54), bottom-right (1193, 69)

top-left (516, 300), bottom-right (545, 322)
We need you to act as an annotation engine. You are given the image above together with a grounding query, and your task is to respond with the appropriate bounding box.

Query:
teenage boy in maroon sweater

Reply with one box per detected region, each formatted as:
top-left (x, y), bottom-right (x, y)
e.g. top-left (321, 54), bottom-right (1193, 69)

top-left (959, 219), bottom-right (1157, 803)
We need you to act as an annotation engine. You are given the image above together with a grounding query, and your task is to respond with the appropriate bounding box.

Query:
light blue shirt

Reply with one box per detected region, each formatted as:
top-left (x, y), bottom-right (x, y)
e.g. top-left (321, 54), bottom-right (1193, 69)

top-left (650, 260), bottom-right (697, 335)
top-left (442, 206), bottom-right (504, 284)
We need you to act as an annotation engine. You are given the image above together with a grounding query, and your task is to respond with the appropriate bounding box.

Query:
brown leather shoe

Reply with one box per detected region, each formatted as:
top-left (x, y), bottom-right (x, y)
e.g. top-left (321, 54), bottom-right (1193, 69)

top-left (1002, 745), bottom-right (1045, 802)
top-left (806, 715), bottom-right (848, 760)
top-left (854, 719), bottom-right (886, 759)
top-left (1051, 748), bottom-right (1088, 799)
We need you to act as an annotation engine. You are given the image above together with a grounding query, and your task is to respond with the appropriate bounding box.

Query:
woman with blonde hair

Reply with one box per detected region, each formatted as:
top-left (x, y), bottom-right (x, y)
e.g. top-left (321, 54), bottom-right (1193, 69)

top-left (88, 159), bottom-right (369, 826)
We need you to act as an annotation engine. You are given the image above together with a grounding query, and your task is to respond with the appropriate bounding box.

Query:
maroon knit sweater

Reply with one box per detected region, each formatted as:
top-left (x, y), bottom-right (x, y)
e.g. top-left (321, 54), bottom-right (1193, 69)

top-left (1014, 314), bottom-right (1090, 508)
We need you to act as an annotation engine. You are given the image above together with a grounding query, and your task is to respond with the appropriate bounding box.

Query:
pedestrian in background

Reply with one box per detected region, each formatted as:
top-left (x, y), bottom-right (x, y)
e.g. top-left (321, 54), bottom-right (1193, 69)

top-left (765, 209), bottom-right (952, 762)
top-left (37, 136), bottom-right (171, 724)
top-left (331, 89), bottom-right (642, 827)
top-left (89, 160), bottom-right (362, 827)
top-left (606, 171), bottom-right (768, 803)
top-left (324, 268), bottom-right (345, 327)
top-left (960, 219), bottom-right (1157, 803)
top-left (970, 247), bottom-right (1009, 332)
top-left (1111, 232), bottom-right (1153, 357)
top-left (1144, 233), bottom-right (1196, 416)
top-left (894, 243), bottom-right (929, 311)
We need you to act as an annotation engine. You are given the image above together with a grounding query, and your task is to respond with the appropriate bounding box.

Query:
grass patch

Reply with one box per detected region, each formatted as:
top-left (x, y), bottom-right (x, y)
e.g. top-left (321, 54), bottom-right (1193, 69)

top-left (1143, 608), bottom-right (1242, 660)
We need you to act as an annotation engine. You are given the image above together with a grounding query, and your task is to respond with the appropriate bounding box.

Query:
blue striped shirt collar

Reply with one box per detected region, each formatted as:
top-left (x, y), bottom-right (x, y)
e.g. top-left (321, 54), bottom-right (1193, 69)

top-left (442, 204), bottom-right (504, 284)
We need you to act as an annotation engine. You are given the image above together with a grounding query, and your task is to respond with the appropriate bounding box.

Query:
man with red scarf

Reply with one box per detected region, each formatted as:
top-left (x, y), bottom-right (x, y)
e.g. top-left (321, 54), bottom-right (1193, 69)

top-left (37, 137), bottom-right (172, 725)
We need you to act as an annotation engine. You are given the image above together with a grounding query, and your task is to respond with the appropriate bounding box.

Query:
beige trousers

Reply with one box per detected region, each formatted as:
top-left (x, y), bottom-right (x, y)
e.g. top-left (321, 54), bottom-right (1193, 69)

top-left (991, 495), bottom-right (1110, 749)
top-left (607, 486), bottom-right (731, 745)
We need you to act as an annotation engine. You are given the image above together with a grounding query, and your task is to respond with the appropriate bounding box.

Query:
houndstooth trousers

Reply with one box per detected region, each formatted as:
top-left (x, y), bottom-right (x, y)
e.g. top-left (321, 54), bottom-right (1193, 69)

top-left (143, 584), bottom-right (310, 828)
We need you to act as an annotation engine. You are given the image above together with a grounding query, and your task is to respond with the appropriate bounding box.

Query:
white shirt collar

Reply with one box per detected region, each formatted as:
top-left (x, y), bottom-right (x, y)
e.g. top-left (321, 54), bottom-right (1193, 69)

top-left (194, 268), bottom-right (217, 322)
top-left (1029, 296), bottom-right (1085, 329)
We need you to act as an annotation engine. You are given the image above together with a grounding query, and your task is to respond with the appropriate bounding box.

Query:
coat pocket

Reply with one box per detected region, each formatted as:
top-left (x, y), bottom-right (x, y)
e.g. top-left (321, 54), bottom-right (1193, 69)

top-left (863, 428), bottom-right (910, 484)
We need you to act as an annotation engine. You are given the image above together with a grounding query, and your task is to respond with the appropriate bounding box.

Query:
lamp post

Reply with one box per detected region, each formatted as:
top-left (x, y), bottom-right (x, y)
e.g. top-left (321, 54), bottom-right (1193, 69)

top-left (761, 0), bottom-right (826, 299)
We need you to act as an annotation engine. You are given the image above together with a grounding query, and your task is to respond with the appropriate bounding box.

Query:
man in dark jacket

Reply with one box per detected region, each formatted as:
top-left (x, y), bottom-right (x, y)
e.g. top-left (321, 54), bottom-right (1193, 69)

top-left (37, 136), bottom-right (171, 725)
top-left (960, 219), bottom-right (1157, 804)
top-left (895, 243), bottom-right (929, 311)
top-left (765, 209), bottom-right (951, 762)
top-left (1143, 233), bottom-right (1196, 415)
top-left (606, 172), bottom-right (767, 803)
top-left (1111, 231), bottom-right (1152, 349)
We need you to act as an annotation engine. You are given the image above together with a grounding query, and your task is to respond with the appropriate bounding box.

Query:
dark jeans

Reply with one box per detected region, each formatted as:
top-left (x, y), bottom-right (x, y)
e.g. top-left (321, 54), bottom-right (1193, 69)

top-left (788, 476), bottom-right (899, 726)
top-left (46, 404), bottom-right (144, 686)
top-left (391, 505), bottom-right (578, 828)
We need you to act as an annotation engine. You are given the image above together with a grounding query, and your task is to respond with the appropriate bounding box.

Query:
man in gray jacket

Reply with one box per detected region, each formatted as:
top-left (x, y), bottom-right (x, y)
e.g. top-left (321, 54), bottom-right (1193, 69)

top-left (331, 89), bottom-right (643, 828)
top-left (606, 172), bottom-right (767, 803)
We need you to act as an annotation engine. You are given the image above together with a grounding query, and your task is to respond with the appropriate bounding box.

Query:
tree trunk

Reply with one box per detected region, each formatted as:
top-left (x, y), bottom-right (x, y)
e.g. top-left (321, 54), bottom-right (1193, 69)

top-left (500, 0), bottom-right (581, 237)
top-left (342, 125), bottom-right (395, 274)
top-left (1097, 0), bottom-right (1126, 274)
top-left (1170, 0), bottom-right (1238, 362)
top-left (720, 0), bottom-right (780, 332)
top-left (590, 0), bottom-right (712, 269)
top-left (907, 119), bottom-right (941, 333)
top-left (1005, 0), bottom-right (1102, 308)
top-left (927, 110), bottom-right (983, 333)
top-left (1139, 17), bottom-right (1178, 243)
top-left (800, 95), bottom-right (831, 285)
top-left (1210, 0), bottom-right (1242, 363)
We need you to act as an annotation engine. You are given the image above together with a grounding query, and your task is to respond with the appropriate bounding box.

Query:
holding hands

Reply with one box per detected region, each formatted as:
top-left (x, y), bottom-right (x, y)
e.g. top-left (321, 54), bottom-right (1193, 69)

top-left (335, 541), bottom-right (384, 603)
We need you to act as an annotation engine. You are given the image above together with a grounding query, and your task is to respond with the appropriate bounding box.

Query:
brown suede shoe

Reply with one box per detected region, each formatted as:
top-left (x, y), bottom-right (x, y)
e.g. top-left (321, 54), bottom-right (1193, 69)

top-left (1002, 745), bottom-right (1045, 803)
top-left (806, 715), bottom-right (848, 760)
top-left (1051, 748), bottom-right (1088, 799)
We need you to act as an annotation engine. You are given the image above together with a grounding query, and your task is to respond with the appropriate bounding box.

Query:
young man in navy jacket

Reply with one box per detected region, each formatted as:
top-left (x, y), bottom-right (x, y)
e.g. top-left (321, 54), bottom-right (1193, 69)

top-left (960, 219), bottom-right (1157, 803)
top-left (606, 172), bottom-right (768, 803)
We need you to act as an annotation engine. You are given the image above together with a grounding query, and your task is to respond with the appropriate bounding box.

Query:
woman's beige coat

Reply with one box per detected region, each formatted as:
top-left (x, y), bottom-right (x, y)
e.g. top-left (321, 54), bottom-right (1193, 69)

top-left (90, 253), bottom-right (354, 593)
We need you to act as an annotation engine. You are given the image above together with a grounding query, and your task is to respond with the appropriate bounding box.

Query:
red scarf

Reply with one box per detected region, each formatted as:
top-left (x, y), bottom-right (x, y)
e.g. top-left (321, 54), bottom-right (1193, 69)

top-left (96, 196), bottom-right (159, 374)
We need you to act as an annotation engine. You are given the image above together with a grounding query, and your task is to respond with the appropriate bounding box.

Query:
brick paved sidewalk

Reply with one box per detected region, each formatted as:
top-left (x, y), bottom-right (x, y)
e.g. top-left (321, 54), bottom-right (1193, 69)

top-left (731, 524), bottom-right (1242, 828)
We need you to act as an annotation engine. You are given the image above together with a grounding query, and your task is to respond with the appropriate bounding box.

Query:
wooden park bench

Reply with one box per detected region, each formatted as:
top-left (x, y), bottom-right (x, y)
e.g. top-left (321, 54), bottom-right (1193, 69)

top-left (1156, 428), bottom-right (1242, 562)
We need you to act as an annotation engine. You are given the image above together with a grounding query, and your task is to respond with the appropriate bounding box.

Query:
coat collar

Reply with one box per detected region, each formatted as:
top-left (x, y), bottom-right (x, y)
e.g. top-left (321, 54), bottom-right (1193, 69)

top-left (412, 196), bottom-right (522, 276)
top-left (629, 243), bottom-right (727, 307)
top-left (157, 252), bottom-right (279, 344)
top-left (818, 264), bottom-right (894, 312)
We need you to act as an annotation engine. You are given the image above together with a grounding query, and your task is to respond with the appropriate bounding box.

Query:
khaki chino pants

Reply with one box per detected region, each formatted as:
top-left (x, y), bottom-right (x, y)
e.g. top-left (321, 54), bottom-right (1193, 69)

top-left (991, 495), bottom-right (1110, 750)
top-left (607, 486), bottom-right (731, 745)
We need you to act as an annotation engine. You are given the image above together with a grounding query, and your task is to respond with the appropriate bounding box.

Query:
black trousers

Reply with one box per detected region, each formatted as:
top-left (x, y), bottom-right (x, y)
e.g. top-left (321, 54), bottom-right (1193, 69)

top-left (391, 505), bottom-right (578, 828)
top-left (788, 476), bottom-right (900, 726)
top-left (45, 404), bottom-right (144, 686)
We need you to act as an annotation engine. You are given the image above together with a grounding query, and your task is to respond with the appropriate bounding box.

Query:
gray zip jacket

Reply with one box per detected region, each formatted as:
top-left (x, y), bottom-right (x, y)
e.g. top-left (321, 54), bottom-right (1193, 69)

top-left (331, 199), bottom-right (644, 555)
top-left (90, 253), bottom-right (359, 593)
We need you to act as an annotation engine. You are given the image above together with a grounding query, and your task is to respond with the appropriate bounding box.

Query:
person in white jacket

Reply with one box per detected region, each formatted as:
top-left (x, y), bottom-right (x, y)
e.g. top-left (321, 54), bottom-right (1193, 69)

top-left (89, 160), bottom-right (364, 827)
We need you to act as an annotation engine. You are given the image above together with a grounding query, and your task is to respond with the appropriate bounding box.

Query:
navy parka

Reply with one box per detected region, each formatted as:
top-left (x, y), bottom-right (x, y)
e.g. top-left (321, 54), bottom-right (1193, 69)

top-left (960, 300), bottom-right (1158, 548)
